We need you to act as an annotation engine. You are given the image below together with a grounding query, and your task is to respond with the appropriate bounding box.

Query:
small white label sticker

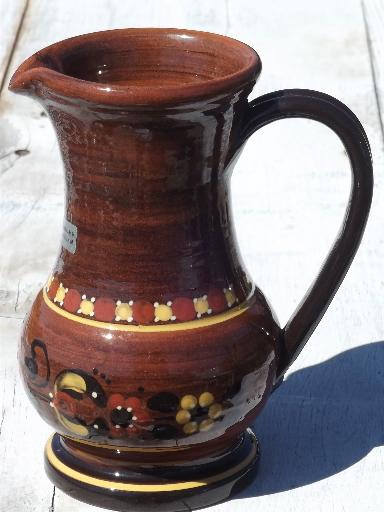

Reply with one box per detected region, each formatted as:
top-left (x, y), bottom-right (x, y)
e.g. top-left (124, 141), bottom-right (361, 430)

top-left (62, 219), bottom-right (77, 254)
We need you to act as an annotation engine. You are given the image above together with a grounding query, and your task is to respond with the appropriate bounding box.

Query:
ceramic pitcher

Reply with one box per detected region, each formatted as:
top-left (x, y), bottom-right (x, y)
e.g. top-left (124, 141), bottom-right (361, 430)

top-left (9, 28), bottom-right (373, 511)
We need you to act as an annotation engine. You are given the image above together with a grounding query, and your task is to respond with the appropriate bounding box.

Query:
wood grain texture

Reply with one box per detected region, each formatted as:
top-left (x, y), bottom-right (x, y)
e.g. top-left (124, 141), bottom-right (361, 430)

top-left (0, 0), bottom-right (27, 92)
top-left (362, 0), bottom-right (384, 138)
top-left (0, 0), bottom-right (383, 511)
top-left (0, 317), bottom-right (53, 511)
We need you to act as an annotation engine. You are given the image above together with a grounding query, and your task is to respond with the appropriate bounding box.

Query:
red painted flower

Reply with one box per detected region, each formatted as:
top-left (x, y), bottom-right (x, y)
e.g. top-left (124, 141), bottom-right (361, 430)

top-left (172, 297), bottom-right (196, 321)
top-left (47, 277), bottom-right (60, 301)
top-left (207, 289), bottom-right (227, 314)
top-left (63, 289), bottom-right (81, 313)
top-left (125, 397), bottom-right (151, 422)
top-left (107, 393), bottom-right (126, 410)
top-left (132, 301), bottom-right (155, 324)
top-left (107, 394), bottom-right (151, 435)
top-left (94, 298), bottom-right (116, 322)
top-left (53, 391), bottom-right (77, 417)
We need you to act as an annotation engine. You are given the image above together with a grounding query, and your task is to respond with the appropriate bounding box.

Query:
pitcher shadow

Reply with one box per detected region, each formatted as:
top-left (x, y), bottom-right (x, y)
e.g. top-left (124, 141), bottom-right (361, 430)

top-left (238, 340), bottom-right (384, 497)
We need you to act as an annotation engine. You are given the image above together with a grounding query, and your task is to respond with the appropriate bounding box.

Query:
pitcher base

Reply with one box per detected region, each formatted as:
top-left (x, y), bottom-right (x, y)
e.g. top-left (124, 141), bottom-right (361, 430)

top-left (44, 429), bottom-right (259, 511)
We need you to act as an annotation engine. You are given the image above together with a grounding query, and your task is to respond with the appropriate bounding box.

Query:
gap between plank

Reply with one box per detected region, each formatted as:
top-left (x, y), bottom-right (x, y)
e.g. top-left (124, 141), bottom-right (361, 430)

top-left (49, 486), bottom-right (56, 512)
top-left (0, 0), bottom-right (30, 96)
top-left (0, 408), bottom-right (5, 437)
top-left (361, 0), bottom-right (384, 148)
top-left (224, 0), bottom-right (231, 35)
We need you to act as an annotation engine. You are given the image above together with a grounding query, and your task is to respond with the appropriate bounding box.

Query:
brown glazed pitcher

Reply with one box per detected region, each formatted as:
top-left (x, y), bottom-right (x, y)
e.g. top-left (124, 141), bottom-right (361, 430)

top-left (9, 29), bottom-right (373, 511)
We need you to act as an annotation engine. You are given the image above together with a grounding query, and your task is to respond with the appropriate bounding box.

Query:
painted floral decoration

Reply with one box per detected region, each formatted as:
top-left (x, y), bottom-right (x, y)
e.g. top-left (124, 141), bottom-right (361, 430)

top-left (107, 394), bottom-right (152, 436)
top-left (25, 338), bottom-right (232, 440)
top-left (175, 392), bottom-right (225, 434)
top-left (45, 275), bottom-right (239, 326)
top-left (53, 390), bottom-right (78, 417)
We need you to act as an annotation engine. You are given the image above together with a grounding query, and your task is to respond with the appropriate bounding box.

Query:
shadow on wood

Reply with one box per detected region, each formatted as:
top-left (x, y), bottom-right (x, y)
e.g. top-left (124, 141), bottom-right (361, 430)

top-left (238, 341), bottom-right (384, 496)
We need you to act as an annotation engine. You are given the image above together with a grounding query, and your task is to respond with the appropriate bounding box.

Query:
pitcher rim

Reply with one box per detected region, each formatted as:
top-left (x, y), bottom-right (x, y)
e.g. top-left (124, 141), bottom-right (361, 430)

top-left (9, 28), bottom-right (261, 107)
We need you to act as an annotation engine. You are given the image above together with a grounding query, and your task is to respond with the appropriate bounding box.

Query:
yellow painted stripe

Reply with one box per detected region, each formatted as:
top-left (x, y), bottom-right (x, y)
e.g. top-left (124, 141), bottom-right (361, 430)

top-left (43, 289), bottom-right (248, 332)
top-left (45, 435), bottom-right (257, 492)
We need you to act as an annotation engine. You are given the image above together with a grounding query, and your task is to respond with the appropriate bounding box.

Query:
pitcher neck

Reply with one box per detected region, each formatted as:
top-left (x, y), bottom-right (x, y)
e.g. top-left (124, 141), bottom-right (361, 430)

top-left (47, 97), bottom-right (252, 305)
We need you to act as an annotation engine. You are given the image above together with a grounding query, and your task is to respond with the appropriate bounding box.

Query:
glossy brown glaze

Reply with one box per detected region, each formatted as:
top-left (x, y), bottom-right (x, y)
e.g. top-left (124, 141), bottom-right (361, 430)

top-left (23, 290), bottom-right (277, 445)
top-left (10, 28), bottom-right (373, 511)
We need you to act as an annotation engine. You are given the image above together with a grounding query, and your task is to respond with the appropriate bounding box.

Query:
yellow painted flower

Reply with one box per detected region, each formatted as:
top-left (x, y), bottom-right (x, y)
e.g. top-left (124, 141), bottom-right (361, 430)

top-left (183, 421), bottom-right (198, 434)
top-left (224, 288), bottom-right (236, 307)
top-left (208, 403), bottom-right (223, 419)
top-left (180, 394), bottom-right (197, 410)
top-left (115, 302), bottom-right (133, 322)
top-left (154, 302), bottom-right (174, 322)
top-left (176, 392), bottom-right (225, 435)
top-left (199, 418), bottom-right (214, 431)
top-left (193, 295), bottom-right (209, 317)
top-left (78, 296), bottom-right (95, 316)
top-left (176, 409), bottom-right (191, 425)
top-left (54, 283), bottom-right (67, 304)
top-left (199, 391), bottom-right (214, 407)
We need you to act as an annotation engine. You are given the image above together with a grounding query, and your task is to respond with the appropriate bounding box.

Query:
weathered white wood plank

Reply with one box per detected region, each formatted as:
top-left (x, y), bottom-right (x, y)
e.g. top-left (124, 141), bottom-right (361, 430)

top-left (362, 0), bottom-right (384, 138)
top-left (0, 317), bottom-right (53, 512)
top-left (228, 0), bottom-right (383, 330)
top-left (0, 0), bottom-right (27, 92)
top-left (0, 0), bottom-right (383, 511)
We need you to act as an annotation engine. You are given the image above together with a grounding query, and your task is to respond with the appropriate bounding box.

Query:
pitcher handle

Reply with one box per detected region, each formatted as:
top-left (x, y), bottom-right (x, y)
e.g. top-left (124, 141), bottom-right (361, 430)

top-left (237, 89), bottom-right (373, 378)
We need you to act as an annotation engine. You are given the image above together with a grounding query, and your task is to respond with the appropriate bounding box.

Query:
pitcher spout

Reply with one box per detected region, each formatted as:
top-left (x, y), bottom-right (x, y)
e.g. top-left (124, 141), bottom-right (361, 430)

top-left (9, 53), bottom-right (61, 98)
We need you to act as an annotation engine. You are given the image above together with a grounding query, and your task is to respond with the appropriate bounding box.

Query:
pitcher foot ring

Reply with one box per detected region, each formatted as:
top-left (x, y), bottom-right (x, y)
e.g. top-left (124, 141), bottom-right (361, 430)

top-left (44, 429), bottom-right (260, 511)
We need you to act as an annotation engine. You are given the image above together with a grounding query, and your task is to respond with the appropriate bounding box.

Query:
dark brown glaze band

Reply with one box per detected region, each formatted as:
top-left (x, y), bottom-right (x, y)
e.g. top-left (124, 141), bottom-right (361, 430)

top-left (9, 28), bottom-right (373, 511)
top-left (45, 430), bottom-right (259, 512)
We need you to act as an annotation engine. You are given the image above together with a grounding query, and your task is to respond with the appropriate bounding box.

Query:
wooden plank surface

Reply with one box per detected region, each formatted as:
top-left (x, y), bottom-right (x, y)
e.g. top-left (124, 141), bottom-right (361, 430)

top-left (0, 0), bottom-right (383, 511)
top-left (0, 0), bottom-right (27, 92)
top-left (363, 0), bottom-right (384, 137)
